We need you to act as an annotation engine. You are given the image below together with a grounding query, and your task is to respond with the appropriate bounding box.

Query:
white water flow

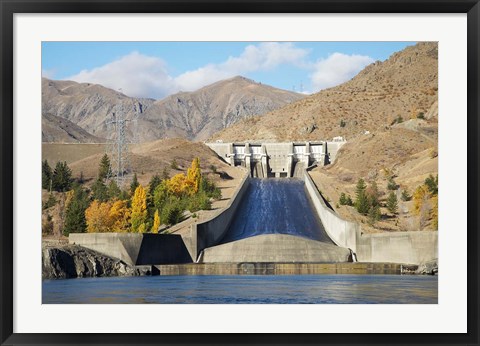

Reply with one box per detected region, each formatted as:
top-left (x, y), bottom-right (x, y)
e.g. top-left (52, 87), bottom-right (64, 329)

top-left (219, 178), bottom-right (333, 244)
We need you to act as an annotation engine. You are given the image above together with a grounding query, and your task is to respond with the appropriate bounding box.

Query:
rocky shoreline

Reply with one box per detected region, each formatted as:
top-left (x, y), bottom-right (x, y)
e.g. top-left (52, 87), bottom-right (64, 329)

top-left (42, 244), bottom-right (152, 280)
top-left (415, 258), bottom-right (438, 275)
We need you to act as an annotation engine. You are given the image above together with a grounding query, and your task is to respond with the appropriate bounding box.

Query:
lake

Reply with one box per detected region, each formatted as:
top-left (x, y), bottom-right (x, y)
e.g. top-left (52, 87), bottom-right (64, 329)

top-left (43, 274), bottom-right (437, 304)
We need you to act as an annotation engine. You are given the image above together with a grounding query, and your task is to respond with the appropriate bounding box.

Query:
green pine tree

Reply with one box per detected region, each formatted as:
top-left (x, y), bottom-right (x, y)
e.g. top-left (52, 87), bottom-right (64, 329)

top-left (355, 178), bottom-right (369, 215)
top-left (386, 191), bottom-right (398, 214)
top-left (52, 161), bottom-right (72, 192)
top-left (339, 192), bottom-right (347, 205)
top-left (401, 189), bottom-right (411, 201)
top-left (148, 174), bottom-right (162, 196)
top-left (130, 173), bottom-right (139, 195)
top-left (98, 154), bottom-right (112, 181)
top-left (91, 178), bottom-right (109, 202)
top-left (367, 204), bottom-right (381, 226)
top-left (64, 184), bottom-right (90, 235)
top-left (147, 174), bottom-right (162, 218)
top-left (424, 174), bottom-right (438, 195)
top-left (107, 179), bottom-right (121, 200)
top-left (387, 176), bottom-right (398, 190)
top-left (42, 193), bottom-right (57, 210)
top-left (42, 160), bottom-right (52, 190)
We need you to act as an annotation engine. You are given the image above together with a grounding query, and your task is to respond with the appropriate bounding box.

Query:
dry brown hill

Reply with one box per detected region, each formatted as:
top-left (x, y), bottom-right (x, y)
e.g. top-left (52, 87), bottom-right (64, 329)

top-left (42, 78), bottom-right (154, 140)
top-left (43, 138), bottom-right (232, 185)
top-left (42, 113), bottom-right (105, 143)
top-left (212, 42), bottom-right (438, 142)
top-left (42, 76), bottom-right (303, 143)
top-left (141, 76), bottom-right (303, 141)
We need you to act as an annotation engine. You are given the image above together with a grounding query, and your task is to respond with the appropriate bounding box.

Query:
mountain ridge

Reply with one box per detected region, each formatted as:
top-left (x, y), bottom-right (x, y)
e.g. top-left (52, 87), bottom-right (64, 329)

top-left (42, 76), bottom-right (304, 142)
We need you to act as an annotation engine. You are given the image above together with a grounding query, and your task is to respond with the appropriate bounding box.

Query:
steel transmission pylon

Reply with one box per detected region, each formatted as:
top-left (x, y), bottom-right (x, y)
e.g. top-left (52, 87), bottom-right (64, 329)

top-left (106, 111), bottom-right (138, 187)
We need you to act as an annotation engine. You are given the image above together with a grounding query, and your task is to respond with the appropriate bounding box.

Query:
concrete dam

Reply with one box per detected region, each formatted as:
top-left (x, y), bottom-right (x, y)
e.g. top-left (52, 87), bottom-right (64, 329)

top-left (69, 139), bottom-right (438, 270)
top-left (206, 140), bottom-right (346, 178)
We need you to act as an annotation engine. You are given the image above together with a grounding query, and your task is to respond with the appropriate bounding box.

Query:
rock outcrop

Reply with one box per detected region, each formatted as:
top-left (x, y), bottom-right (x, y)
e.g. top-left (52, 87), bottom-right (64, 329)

top-left (42, 244), bottom-right (152, 279)
top-left (415, 258), bottom-right (438, 275)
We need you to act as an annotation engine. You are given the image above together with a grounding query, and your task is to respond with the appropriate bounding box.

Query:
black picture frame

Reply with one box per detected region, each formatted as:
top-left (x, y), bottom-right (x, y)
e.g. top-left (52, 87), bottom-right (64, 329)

top-left (1, 0), bottom-right (479, 345)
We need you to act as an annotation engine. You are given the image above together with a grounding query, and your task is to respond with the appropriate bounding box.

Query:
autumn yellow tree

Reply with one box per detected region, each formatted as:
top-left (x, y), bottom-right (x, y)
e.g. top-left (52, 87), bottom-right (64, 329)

top-left (167, 173), bottom-right (192, 196)
top-left (431, 194), bottom-right (438, 230)
top-left (187, 157), bottom-right (201, 194)
top-left (85, 200), bottom-right (114, 233)
top-left (130, 185), bottom-right (148, 233)
top-left (109, 199), bottom-right (131, 232)
top-left (413, 185), bottom-right (430, 215)
top-left (151, 209), bottom-right (160, 233)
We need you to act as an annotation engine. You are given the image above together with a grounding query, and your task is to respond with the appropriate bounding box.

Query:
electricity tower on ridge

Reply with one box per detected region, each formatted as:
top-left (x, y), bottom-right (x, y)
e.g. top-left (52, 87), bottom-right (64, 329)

top-left (106, 110), bottom-right (138, 187)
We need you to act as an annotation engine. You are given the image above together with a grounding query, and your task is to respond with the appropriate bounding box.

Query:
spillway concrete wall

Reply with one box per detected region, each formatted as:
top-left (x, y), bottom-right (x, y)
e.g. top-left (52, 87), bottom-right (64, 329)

top-left (303, 171), bottom-right (359, 251)
top-left (303, 170), bottom-right (438, 264)
top-left (69, 233), bottom-right (193, 265)
top-left (356, 231), bottom-right (438, 264)
top-left (201, 234), bottom-right (351, 263)
top-left (189, 170), bottom-right (251, 260)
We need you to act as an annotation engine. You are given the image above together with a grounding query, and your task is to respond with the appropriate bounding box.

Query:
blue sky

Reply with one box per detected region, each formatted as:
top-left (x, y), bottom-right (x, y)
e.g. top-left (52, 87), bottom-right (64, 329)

top-left (42, 42), bottom-right (415, 99)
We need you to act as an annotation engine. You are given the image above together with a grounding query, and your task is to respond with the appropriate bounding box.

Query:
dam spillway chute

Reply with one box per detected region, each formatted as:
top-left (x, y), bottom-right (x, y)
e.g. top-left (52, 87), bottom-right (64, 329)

top-left (218, 178), bottom-right (333, 245)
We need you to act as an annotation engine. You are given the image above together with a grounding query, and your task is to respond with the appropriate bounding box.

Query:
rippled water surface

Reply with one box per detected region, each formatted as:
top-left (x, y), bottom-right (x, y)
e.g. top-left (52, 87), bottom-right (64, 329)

top-left (43, 275), bottom-right (437, 304)
top-left (220, 178), bottom-right (332, 244)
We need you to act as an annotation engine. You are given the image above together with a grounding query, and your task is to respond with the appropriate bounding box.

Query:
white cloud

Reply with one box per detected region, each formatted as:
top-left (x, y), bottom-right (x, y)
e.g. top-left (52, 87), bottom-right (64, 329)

top-left (42, 68), bottom-right (56, 79)
top-left (175, 42), bottom-right (308, 91)
top-left (67, 52), bottom-right (175, 99)
top-left (65, 43), bottom-right (309, 99)
top-left (64, 46), bottom-right (371, 99)
top-left (310, 53), bottom-right (374, 91)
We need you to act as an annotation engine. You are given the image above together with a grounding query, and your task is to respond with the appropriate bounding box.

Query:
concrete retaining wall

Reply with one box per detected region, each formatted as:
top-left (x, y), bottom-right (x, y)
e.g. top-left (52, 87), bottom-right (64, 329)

top-left (356, 231), bottom-right (438, 264)
top-left (69, 233), bottom-right (192, 265)
top-left (303, 171), bottom-right (359, 251)
top-left (155, 262), bottom-right (406, 275)
top-left (190, 170), bottom-right (251, 260)
top-left (325, 141), bottom-right (346, 164)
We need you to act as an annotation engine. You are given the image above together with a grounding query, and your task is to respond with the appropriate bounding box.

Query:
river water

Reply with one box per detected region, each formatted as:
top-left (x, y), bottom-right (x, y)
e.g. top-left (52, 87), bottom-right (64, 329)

top-left (219, 178), bottom-right (332, 244)
top-left (43, 275), bottom-right (437, 304)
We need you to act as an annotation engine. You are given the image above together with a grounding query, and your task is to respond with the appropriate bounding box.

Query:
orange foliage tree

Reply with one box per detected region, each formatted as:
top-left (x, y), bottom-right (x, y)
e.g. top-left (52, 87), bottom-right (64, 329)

top-left (109, 199), bottom-right (131, 232)
top-left (167, 157), bottom-right (201, 196)
top-left (85, 199), bottom-right (132, 233)
top-left (85, 200), bottom-right (114, 233)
